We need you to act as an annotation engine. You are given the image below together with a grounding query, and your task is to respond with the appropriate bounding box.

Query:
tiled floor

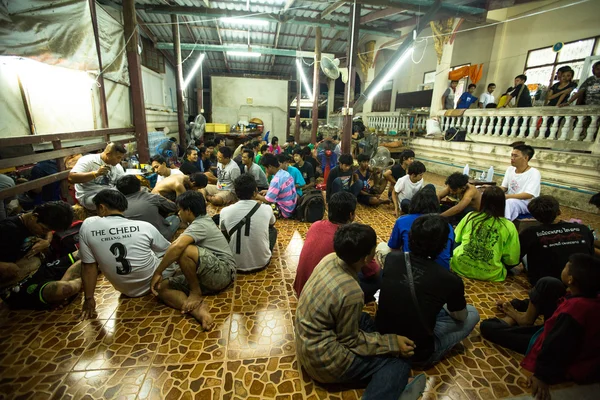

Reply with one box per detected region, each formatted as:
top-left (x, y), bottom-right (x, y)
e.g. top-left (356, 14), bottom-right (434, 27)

top-left (1, 172), bottom-right (598, 400)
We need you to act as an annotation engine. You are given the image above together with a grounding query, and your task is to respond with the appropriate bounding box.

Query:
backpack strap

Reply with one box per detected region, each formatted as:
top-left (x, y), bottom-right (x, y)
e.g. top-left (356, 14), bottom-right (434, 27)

top-left (404, 252), bottom-right (434, 336)
top-left (227, 202), bottom-right (262, 254)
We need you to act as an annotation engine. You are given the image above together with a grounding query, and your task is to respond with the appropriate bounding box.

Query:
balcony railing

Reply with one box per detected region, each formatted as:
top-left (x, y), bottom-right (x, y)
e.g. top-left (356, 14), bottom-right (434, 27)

top-left (364, 110), bottom-right (429, 133)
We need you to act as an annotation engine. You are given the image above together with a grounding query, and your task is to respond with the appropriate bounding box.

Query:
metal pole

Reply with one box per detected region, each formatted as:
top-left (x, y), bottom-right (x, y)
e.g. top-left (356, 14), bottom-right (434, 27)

top-left (89, 0), bottom-right (109, 128)
top-left (311, 27), bottom-right (321, 145)
top-left (197, 62), bottom-right (203, 114)
top-left (122, 0), bottom-right (149, 162)
top-left (342, 1), bottom-right (361, 154)
top-left (171, 14), bottom-right (187, 147)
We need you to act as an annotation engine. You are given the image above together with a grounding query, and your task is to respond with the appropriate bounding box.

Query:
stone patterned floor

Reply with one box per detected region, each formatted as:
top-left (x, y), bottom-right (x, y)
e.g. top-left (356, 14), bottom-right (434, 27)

top-left (0, 172), bottom-right (598, 399)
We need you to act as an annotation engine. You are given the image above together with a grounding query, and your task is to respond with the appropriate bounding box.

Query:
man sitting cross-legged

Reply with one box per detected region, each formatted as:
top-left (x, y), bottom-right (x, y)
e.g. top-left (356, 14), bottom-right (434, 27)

top-left (481, 254), bottom-right (600, 400)
top-left (500, 144), bottom-right (541, 221)
top-left (377, 214), bottom-right (479, 369)
top-left (150, 191), bottom-right (236, 329)
top-left (255, 153), bottom-right (297, 219)
top-left (293, 191), bottom-right (381, 301)
top-left (0, 201), bottom-right (82, 310)
top-left (438, 172), bottom-right (482, 225)
top-left (220, 174), bottom-right (277, 272)
top-left (296, 223), bottom-right (426, 400)
top-left (202, 146), bottom-right (241, 206)
top-left (78, 190), bottom-right (181, 320)
top-left (151, 172), bottom-right (207, 202)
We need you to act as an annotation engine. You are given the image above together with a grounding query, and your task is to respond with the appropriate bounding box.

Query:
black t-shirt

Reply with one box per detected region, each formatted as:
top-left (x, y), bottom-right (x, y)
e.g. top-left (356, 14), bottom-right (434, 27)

top-left (376, 252), bottom-right (467, 362)
top-left (520, 221), bottom-right (594, 285)
top-left (390, 164), bottom-right (406, 181)
top-left (295, 162), bottom-right (314, 184)
top-left (180, 159), bottom-right (200, 175)
top-left (0, 216), bottom-right (32, 263)
top-left (547, 82), bottom-right (577, 106)
top-left (325, 166), bottom-right (353, 203)
top-left (510, 84), bottom-right (532, 107)
top-left (305, 156), bottom-right (319, 175)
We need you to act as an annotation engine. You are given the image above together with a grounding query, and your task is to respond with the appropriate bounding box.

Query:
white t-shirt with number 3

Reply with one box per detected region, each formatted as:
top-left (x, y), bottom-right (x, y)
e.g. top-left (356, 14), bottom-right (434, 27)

top-left (79, 215), bottom-right (171, 297)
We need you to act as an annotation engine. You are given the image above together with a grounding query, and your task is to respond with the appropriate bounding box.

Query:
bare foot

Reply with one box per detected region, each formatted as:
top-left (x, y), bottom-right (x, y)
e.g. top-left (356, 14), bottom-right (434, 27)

top-left (496, 299), bottom-right (506, 311)
top-left (500, 315), bottom-right (516, 326)
top-left (191, 301), bottom-right (214, 331)
top-left (503, 302), bottom-right (532, 326)
top-left (509, 263), bottom-right (525, 276)
top-left (182, 293), bottom-right (203, 314)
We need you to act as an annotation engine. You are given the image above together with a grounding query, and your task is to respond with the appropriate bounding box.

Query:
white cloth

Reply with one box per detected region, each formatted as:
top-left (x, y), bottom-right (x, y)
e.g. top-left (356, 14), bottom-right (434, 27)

top-left (156, 168), bottom-right (183, 184)
top-left (501, 167), bottom-right (541, 199)
top-left (216, 160), bottom-right (241, 191)
top-left (71, 154), bottom-right (124, 205)
top-left (220, 200), bottom-right (276, 271)
top-left (505, 198), bottom-right (531, 221)
top-left (79, 215), bottom-right (171, 297)
top-left (394, 175), bottom-right (423, 202)
top-left (480, 92), bottom-right (495, 107)
top-left (245, 163), bottom-right (269, 188)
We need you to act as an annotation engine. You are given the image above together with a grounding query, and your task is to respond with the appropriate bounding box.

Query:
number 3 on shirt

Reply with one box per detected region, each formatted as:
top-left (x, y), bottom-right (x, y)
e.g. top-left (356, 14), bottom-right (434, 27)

top-left (110, 243), bottom-right (132, 275)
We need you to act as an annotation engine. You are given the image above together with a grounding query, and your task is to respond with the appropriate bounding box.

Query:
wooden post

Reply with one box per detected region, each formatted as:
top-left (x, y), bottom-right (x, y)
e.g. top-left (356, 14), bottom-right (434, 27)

top-left (311, 27), bottom-right (321, 145)
top-left (342, 2), bottom-right (361, 154)
top-left (295, 72), bottom-right (301, 143)
top-left (89, 0), bottom-right (109, 129)
top-left (196, 65), bottom-right (203, 114)
top-left (16, 74), bottom-right (35, 135)
top-left (171, 14), bottom-right (187, 147)
top-left (122, 0), bottom-right (149, 162)
top-left (286, 80), bottom-right (292, 139)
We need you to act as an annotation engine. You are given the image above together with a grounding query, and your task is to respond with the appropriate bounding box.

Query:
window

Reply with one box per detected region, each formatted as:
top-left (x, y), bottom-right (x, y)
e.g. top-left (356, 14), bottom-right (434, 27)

top-left (372, 80), bottom-right (393, 112)
top-left (141, 36), bottom-right (165, 74)
top-left (421, 71), bottom-right (435, 91)
top-left (524, 37), bottom-right (599, 86)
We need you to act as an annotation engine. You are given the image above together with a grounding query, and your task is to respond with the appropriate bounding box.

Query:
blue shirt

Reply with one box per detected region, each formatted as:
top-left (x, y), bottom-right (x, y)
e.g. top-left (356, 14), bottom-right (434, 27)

top-left (388, 213), bottom-right (455, 269)
top-left (286, 166), bottom-right (306, 196)
top-left (456, 92), bottom-right (478, 109)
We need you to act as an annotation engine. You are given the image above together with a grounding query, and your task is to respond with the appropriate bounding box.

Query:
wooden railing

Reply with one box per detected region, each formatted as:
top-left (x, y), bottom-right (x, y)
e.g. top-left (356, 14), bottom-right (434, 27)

top-left (0, 127), bottom-right (136, 200)
top-left (435, 106), bottom-right (600, 153)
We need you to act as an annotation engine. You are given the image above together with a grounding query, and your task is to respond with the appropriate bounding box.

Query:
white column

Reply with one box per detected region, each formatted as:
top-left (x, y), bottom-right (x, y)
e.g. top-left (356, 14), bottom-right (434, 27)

top-left (429, 23), bottom-right (458, 117)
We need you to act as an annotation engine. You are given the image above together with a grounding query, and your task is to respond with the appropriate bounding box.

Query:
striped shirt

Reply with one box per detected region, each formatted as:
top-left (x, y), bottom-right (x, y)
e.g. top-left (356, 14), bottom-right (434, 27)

top-left (265, 169), bottom-right (297, 218)
top-left (295, 253), bottom-right (400, 383)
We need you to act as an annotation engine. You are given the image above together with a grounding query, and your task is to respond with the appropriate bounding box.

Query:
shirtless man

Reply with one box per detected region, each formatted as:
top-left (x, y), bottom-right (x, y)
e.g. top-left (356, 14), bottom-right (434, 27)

top-left (438, 172), bottom-right (482, 225)
top-left (152, 172), bottom-right (207, 201)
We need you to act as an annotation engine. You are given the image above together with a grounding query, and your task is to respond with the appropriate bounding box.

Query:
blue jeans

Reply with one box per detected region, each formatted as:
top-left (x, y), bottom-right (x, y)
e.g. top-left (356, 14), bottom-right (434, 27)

top-left (341, 313), bottom-right (412, 400)
top-left (331, 178), bottom-right (363, 197)
top-left (414, 305), bottom-right (480, 368)
top-left (165, 215), bottom-right (181, 240)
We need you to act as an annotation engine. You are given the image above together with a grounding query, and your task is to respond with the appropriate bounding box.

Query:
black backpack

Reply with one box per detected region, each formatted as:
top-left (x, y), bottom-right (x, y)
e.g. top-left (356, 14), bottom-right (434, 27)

top-left (296, 190), bottom-right (325, 223)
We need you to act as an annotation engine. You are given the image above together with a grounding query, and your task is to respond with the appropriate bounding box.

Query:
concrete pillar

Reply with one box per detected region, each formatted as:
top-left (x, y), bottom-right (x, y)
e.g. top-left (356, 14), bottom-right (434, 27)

top-left (430, 21), bottom-right (459, 116)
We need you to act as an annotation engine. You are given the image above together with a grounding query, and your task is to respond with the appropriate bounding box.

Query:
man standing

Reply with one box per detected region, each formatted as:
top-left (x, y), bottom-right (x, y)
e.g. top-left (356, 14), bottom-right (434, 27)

top-left (503, 75), bottom-right (532, 108)
top-left (563, 61), bottom-right (600, 106)
top-left (151, 155), bottom-right (183, 184)
top-left (293, 149), bottom-right (315, 191)
top-left (456, 84), bottom-right (478, 109)
top-left (442, 80), bottom-right (458, 110)
top-left (180, 148), bottom-right (201, 175)
top-left (501, 144), bottom-right (541, 220)
top-left (241, 149), bottom-right (268, 190)
top-left (256, 154), bottom-right (297, 219)
top-left (116, 175), bottom-right (180, 240)
top-left (202, 146), bottom-right (241, 206)
top-left (68, 143), bottom-right (126, 210)
top-left (479, 83), bottom-right (496, 108)
top-left (220, 175), bottom-right (277, 271)
top-left (151, 191), bottom-right (236, 329)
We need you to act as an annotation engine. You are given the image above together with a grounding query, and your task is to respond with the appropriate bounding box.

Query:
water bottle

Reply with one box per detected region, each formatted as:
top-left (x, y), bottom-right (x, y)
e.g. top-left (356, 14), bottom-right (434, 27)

top-left (463, 164), bottom-right (470, 176)
top-left (487, 166), bottom-right (494, 182)
top-left (480, 171), bottom-right (487, 180)
top-left (130, 155), bottom-right (139, 169)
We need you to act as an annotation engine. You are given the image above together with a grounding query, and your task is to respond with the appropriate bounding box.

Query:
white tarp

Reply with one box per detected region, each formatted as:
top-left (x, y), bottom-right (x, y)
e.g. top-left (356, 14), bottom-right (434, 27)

top-left (0, 0), bottom-right (129, 85)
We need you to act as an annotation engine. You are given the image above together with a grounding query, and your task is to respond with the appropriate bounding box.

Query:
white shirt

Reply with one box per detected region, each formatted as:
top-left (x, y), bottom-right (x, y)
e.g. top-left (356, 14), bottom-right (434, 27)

top-left (501, 166), bottom-right (541, 202)
top-left (71, 154), bottom-right (124, 202)
top-left (394, 175), bottom-right (424, 202)
top-left (217, 160), bottom-right (241, 191)
top-left (220, 200), bottom-right (276, 271)
top-left (79, 215), bottom-right (171, 297)
top-left (480, 92), bottom-right (495, 108)
top-left (156, 168), bottom-right (183, 184)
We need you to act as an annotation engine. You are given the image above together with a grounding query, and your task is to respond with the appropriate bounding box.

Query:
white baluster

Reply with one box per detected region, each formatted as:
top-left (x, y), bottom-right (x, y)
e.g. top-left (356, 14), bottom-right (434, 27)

top-left (491, 117), bottom-right (500, 136)
top-left (548, 116), bottom-right (559, 140)
top-left (572, 115), bottom-right (584, 141)
top-left (559, 116), bottom-right (572, 140)
top-left (539, 116), bottom-right (548, 140)
top-left (526, 115), bottom-right (536, 139)
top-left (507, 117), bottom-right (518, 138)
top-left (461, 116), bottom-right (468, 133)
top-left (584, 115), bottom-right (598, 142)
top-left (500, 118), bottom-right (510, 137)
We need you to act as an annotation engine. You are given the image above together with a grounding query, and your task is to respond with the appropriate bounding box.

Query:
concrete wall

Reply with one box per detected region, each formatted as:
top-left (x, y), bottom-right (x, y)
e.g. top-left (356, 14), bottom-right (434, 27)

top-left (211, 76), bottom-right (288, 137)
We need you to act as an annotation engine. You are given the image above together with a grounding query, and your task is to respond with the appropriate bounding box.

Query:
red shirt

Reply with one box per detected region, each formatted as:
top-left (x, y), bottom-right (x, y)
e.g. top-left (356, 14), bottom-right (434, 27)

top-left (293, 220), bottom-right (379, 297)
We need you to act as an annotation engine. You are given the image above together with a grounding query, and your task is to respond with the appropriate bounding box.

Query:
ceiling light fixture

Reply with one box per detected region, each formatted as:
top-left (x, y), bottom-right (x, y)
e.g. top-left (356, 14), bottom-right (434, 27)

top-left (367, 47), bottom-right (414, 100)
top-left (183, 53), bottom-right (205, 89)
top-left (226, 51), bottom-right (262, 58)
top-left (295, 59), bottom-right (314, 101)
top-left (220, 17), bottom-right (269, 26)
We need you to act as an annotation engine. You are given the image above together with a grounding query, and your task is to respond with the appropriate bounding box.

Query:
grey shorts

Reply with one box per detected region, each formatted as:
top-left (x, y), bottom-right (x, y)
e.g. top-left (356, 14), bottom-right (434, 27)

top-left (168, 246), bottom-right (236, 295)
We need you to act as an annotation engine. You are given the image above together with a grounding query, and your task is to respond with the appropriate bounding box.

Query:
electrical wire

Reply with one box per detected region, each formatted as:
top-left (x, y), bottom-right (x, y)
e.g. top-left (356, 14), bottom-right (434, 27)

top-left (92, 25), bottom-right (139, 84)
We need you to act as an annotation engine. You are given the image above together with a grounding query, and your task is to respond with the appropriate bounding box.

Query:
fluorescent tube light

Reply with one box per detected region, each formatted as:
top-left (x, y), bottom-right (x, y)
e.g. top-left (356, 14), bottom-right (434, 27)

top-left (220, 17), bottom-right (269, 26)
top-left (226, 51), bottom-right (262, 58)
top-left (183, 54), bottom-right (205, 89)
top-left (367, 47), bottom-right (414, 100)
top-left (295, 59), bottom-right (314, 102)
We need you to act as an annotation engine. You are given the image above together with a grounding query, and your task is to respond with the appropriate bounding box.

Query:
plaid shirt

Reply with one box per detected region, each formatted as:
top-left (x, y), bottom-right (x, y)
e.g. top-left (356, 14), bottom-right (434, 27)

top-left (295, 253), bottom-right (400, 383)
